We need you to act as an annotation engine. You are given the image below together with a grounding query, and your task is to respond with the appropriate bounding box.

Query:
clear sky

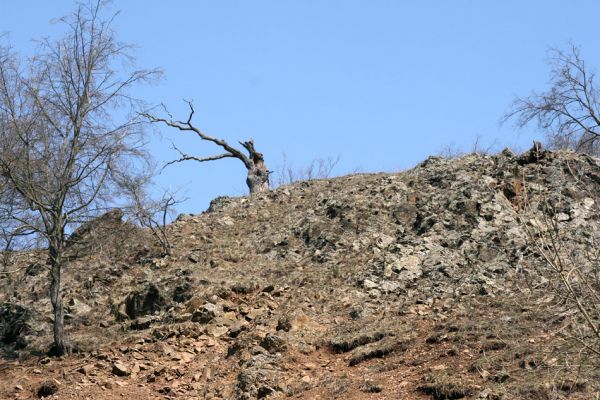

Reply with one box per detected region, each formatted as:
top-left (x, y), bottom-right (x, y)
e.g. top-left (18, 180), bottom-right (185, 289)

top-left (2, 1), bottom-right (600, 214)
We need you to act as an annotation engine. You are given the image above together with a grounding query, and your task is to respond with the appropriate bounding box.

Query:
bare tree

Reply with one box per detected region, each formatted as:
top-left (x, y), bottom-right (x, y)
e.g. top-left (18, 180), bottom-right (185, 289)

top-left (0, 1), bottom-right (159, 355)
top-left (503, 45), bottom-right (600, 156)
top-left (274, 153), bottom-right (340, 187)
top-left (517, 166), bottom-right (600, 357)
top-left (143, 101), bottom-right (270, 194)
top-left (119, 173), bottom-right (181, 256)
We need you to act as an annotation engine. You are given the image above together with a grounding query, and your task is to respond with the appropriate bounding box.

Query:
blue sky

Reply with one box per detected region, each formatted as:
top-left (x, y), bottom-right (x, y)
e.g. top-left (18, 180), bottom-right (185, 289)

top-left (2, 1), bottom-right (600, 213)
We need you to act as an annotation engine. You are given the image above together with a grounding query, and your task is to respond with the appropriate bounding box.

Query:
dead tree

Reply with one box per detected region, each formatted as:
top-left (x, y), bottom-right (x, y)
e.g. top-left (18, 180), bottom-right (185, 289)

top-left (503, 45), bottom-right (600, 156)
top-left (143, 101), bottom-right (270, 194)
top-left (0, 1), bottom-right (159, 356)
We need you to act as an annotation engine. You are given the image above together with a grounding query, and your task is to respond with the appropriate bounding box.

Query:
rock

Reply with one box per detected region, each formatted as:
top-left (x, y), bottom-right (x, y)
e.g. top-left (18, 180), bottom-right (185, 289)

top-left (359, 381), bottom-right (383, 393)
top-left (0, 303), bottom-right (31, 351)
top-left (375, 234), bottom-right (394, 249)
top-left (500, 147), bottom-right (516, 158)
top-left (260, 333), bottom-right (287, 353)
top-left (67, 208), bottom-right (125, 246)
top-left (348, 338), bottom-right (406, 366)
top-left (151, 258), bottom-right (168, 269)
top-left (349, 309), bottom-right (362, 320)
top-left (25, 262), bottom-right (44, 276)
top-left (228, 321), bottom-right (248, 338)
top-left (329, 331), bottom-right (387, 353)
top-left (276, 317), bottom-right (292, 332)
top-left (112, 361), bottom-right (130, 377)
top-left (517, 141), bottom-right (544, 165)
top-left (219, 311), bottom-right (238, 325)
top-left (244, 308), bottom-right (264, 321)
top-left (36, 381), bottom-right (58, 398)
top-left (303, 362), bottom-right (317, 370)
top-left (123, 284), bottom-right (166, 320)
top-left (236, 361), bottom-right (283, 400)
top-left (417, 379), bottom-right (475, 399)
top-left (231, 282), bottom-right (259, 294)
top-left (207, 196), bottom-right (233, 212)
top-left (556, 212), bottom-right (570, 222)
top-left (206, 325), bottom-right (228, 338)
top-left (173, 282), bottom-right (193, 303)
top-left (380, 281), bottom-right (400, 293)
top-left (192, 303), bottom-right (222, 323)
top-left (129, 316), bottom-right (159, 331)
top-left (582, 197), bottom-right (595, 210)
top-left (393, 255), bottom-right (422, 280)
top-left (77, 364), bottom-right (95, 375)
top-left (66, 298), bottom-right (91, 316)
top-left (175, 213), bottom-right (194, 222)
top-left (219, 216), bottom-right (235, 226)
top-left (362, 279), bottom-right (379, 290)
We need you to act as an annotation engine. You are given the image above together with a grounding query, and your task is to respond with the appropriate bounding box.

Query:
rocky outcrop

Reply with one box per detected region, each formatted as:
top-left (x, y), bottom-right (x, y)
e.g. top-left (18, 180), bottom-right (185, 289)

top-left (119, 284), bottom-right (166, 320)
top-left (0, 303), bottom-right (31, 353)
top-left (0, 149), bottom-right (599, 399)
top-left (67, 209), bottom-right (125, 246)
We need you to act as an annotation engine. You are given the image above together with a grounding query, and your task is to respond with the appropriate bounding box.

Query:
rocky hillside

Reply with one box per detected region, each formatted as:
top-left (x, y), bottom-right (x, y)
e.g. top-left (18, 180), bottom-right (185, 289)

top-left (1, 147), bottom-right (599, 399)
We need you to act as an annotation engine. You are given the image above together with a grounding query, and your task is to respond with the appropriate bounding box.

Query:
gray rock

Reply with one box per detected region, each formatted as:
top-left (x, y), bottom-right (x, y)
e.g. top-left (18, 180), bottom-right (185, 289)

top-left (260, 333), bottom-right (287, 353)
top-left (380, 281), bottom-right (400, 293)
top-left (66, 298), bottom-right (91, 316)
top-left (362, 279), bottom-right (379, 290)
top-left (123, 284), bottom-right (166, 320)
top-left (175, 213), bottom-right (195, 222)
top-left (192, 303), bottom-right (222, 324)
top-left (112, 361), bottom-right (130, 377)
top-left (0, 303), bottom-right (30, 351)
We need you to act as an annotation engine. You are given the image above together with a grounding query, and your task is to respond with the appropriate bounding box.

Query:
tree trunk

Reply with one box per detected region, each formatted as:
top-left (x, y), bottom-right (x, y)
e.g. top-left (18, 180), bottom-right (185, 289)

top-left (48, 241), bottom-right (69, 356)
top-left (246, 165), bottom-right (269, 194)
top-left (242, 140), bottom-right (270, 194)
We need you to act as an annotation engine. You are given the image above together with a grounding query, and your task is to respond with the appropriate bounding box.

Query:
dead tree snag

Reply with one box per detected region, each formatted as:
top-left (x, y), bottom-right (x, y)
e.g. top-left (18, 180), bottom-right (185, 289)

top-left (143, 101), bottom-right (270, 194)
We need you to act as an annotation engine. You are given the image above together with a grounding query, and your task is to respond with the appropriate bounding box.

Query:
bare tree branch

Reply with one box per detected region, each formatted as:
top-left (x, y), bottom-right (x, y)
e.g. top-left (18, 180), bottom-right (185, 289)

top-left (143, 101), bottom-right (270, 194)
top-left (503, 44), bottom-right (600, 156)
top-left (118, 172), bottom-right (183, 257)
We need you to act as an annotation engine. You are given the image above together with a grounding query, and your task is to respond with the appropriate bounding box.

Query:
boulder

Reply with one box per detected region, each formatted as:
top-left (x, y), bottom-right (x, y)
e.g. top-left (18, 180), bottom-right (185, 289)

top-left (191, 303), bottom-right (222, 324)
top-left (260, 333), bottom-right (287, 353)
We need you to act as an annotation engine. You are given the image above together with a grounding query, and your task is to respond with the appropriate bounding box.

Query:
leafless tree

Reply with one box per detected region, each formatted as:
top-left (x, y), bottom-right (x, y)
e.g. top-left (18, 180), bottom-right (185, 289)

top-left (143, 101), bottom-right (271, 194)
top-left (274, 153), bottom-right (340, 187)
top-left (503, 45), bottom-right (600, 156)
top-left (0, 1), bottom-right (159, 356)
top-left (119, 173), bottom-right (182, 256)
